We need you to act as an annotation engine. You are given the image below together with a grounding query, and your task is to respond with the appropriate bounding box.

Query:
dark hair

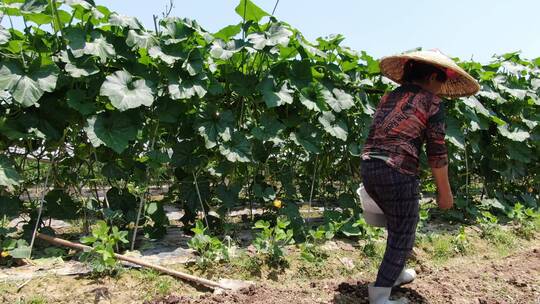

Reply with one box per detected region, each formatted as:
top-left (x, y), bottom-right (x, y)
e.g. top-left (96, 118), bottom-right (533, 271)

top-left (402, 60), bottom-right (448, 83)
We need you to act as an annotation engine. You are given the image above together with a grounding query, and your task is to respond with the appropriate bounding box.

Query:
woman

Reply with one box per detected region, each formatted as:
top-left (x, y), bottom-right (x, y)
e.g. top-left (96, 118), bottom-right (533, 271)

top-left (360, 50), bottom-right (480, 304)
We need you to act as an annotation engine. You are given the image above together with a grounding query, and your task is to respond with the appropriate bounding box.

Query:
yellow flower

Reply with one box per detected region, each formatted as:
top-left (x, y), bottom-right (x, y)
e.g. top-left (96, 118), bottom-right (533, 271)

top-left (1, 251), bottom-right (9, 258)
top-left (273, 199), bottom-right (282, 209)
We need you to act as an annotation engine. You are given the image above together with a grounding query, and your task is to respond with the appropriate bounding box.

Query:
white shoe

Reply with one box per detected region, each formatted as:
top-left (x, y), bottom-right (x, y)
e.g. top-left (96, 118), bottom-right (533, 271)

top-left (368, 284), bottom-right (409, 304)
top-left (393, 268), bottom-right (416, 287)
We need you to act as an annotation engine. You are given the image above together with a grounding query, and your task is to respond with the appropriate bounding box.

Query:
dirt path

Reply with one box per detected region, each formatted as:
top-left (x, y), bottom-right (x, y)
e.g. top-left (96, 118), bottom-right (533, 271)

top-left (147, 246), bottom-right (540, 304)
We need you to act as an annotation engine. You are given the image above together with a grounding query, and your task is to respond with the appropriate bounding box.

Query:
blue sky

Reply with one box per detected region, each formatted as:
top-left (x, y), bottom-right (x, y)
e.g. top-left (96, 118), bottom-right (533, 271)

top-left (3, 0), bottom-right (540, 62)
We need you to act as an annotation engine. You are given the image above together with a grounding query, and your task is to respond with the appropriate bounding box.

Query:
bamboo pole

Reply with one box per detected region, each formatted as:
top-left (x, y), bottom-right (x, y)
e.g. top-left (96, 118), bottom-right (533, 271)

top-left (36, 233), bottom-right (228, 290)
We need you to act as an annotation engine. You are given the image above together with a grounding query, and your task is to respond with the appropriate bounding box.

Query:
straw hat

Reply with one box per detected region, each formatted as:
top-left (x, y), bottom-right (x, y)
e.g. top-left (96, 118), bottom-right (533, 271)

top-left (379, 49), bottom-right (480, 98)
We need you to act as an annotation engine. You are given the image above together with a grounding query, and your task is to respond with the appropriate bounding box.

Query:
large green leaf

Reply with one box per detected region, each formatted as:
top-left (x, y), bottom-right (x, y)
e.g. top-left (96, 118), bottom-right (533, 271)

top-left (0, 155), bottom-right (21, 190)
top-left (148, 45), bottom-right (185, 65)
top-left (0, 196), bottom-right (22, 217)
top-left (168, 74), bottom-right (207, 100)
top-left (109, 13), bottom-right (142, 29)
top-left (0, 26), bottom-right (11, 44)
top-left (66, 89), bottom-right (97, 115)
top-left (445, 116), bottom-right (465, 150)
top-left (182, 49), bottom-right (204, 76)
top-left (100, 70), bottom-right (155, 111)
top-left (318, 111), bottom-right (348, 141)
top-left (20, 0), bottom-right (48, 14)
top-left (160, 17), bottom-right (195, 44)
top-left (196, 110), bottom-right (234, 149)
top-left (66, 29), bottom-right (115, 63)
top-left (213, 23), bottom-right (242, 41)
top-left (45, 189), bottom-right (81, 220)
top-left (289, 123), bottom-right (322, 154)
top-left (219, 133), bottom-right (251, 163)
top-left (126, 30), bottom-right (157, 50)
top-left (497, 125), bottom-right (530, 142)
top-left (251, 113), bottom-right (285, 144)
top-left (259, 77), bottom-right (294, 108)
top-left (0, 62), bottom-right (58, 107)
top-left (84, 112), bottom-right (138, 153)
top-left (209, 39), bottom-right (244, 60)
top-left (299, 82), bottom-right (327, 112)
top-left (83, 32), bottom-right (116, 63)
top-left (247, 24), bottom-right (293, 50)
top-left (235, 0), bottom-right (269, 22)
top-left (322, 88), bottom-right (354, 112)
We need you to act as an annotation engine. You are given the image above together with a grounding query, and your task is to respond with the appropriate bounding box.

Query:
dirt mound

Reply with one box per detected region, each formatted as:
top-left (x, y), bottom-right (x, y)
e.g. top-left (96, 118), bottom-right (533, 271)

top-left (147, 247), bottom-right (539, 304)
top-left (145, 284), bottom-right (319, 304)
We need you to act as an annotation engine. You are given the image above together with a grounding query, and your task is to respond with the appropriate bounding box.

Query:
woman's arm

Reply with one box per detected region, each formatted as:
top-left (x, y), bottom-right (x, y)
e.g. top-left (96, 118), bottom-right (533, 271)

top-left (425, 99), bottom-right (453, 209)
top-left (431, 165), bottom-right (453, 209)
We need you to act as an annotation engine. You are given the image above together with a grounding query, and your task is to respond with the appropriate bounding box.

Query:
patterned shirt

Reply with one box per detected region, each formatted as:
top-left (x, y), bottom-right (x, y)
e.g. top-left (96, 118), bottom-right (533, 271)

top-left (361, 84), bottom-right (448, 176)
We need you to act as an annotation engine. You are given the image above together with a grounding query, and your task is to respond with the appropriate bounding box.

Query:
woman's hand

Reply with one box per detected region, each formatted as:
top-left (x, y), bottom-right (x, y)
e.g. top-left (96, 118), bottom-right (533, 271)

top-left (431, 165), bottom-right (453, 210)
top-left (437, 189), bottom-right (454, 209)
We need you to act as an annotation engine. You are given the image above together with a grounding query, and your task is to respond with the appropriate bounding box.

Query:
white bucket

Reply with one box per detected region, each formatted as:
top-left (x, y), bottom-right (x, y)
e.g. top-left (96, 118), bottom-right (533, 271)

top-left (356, 184), bottom-right (386, 227)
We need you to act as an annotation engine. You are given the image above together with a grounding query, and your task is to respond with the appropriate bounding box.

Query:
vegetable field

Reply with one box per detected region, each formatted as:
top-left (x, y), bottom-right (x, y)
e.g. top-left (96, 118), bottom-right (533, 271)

top-left (0, 0), bottom-right (539, 303)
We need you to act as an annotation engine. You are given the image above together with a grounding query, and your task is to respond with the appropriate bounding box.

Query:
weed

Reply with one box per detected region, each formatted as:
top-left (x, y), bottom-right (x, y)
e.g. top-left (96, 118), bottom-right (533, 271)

top-left (80, 220), bottom-right (129, 276)
top-left (299, 226), bottom-right (329, 264)
top-left (252, 217), bottom-right (294, 267)
top-left (451, 226), bottom-right (472, 255)
top-left (507, 203), bottom-right (539, 240)
top-left (477, 211), bottom-right (516, 249)
top-left (187, 220), bottom-right (229, 270)
top-left (15, 295), bottom-right (47, 304)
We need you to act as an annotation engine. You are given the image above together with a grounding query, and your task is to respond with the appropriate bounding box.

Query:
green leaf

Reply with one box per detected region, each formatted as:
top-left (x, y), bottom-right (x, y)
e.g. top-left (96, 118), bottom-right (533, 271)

top-left (100, 70), bottom-right (155, 111)
top-left (247, 24), bottom-right (293, 50)
top-left (209, 39), bottom-right (244, 60)
top-left (462, 96), bottom-right (490, 117)
top-left (168, 74), bottom-right (207, 100)
top-left (109, 13), bottom-right (142, 29)
top-left (235, 0), bottom-right (269, 22)
top-left (289, 123), bottom-right (322, 154)
top-left (45, 189), bottom-right (81, 220)
top-left (23, 12), bottom-right (52, 25)
top-left (322, 88), bottom-right (354, 113)
top-left (318, 111), bottom-right (348, 141)
top-left (33, 64), bottom-right (59, 93)
top-left (183, 49), bottom-right (204, 76)
top-left (84, 112), bottom-right (138, 153)
top-left (0, 26), bottom-right (10, 44)
top-left (260, 77), bottom-right (294, 108)
top-left (196, 110), bottom-right (234, 149)
top-left (219, 133), bottom-right (251, 163)
top-left (20, 0), bottom-right (48, 14)
top-left (0, 155), bottom-right (21, 190)
top-left (66, 89), bottom-right (97, 115)
top-left (83, 32), bottom-right (116, 63)
top-left (0, 61), bottom-right (58, 107)
top-left (9, 243), bottom-right (30, 259)
top-left (251, 113), bottom-right (285, 144)
top-left (148, 46), bottom-right (184, 65)
top-left (213, 23), bottom-right (242, 40)
top-left (0, 196), bottom-right (22, 217)
top-left (160, 17), bottom-right (195, 44)
top-left (497, 125), bottom-right (530, 142)
top-left (445, 116), bottom-right (465, 150)
top-left (126, 30), bottom-right (157, 50)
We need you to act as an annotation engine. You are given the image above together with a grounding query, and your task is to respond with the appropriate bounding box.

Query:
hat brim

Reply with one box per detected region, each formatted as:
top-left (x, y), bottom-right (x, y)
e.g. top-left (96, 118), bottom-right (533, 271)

top-left (379, 51), bottom-right (481, 98)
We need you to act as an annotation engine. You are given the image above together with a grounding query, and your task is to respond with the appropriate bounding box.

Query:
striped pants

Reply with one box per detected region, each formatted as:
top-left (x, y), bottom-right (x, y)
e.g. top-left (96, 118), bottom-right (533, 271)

top-left (360, 159), bottom-right (420, 287)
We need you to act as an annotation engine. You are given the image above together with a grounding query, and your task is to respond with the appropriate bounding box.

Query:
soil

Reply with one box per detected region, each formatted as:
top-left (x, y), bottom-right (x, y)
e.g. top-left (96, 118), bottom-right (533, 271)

top-left (146, 246), bottom-right (540, 304)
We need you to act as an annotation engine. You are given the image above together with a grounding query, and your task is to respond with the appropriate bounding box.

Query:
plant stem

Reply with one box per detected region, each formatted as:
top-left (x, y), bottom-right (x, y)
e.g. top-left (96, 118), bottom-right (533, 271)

top-left (308, 154), bottom-right (318, 222)
top-left (29, 153), bottom-right (56, 258)
top-left (193, 171), bottom-right (209, 228)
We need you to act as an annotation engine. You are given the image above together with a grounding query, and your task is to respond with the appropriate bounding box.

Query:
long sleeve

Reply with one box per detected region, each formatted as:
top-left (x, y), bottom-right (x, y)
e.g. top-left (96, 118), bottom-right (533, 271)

top-left (426, 101), bottom-right (448, 168)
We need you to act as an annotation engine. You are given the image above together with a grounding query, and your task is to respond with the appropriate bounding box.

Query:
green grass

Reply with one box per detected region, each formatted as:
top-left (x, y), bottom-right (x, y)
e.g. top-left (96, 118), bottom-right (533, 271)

top-left (15, 295), bottom-right (48, 304)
